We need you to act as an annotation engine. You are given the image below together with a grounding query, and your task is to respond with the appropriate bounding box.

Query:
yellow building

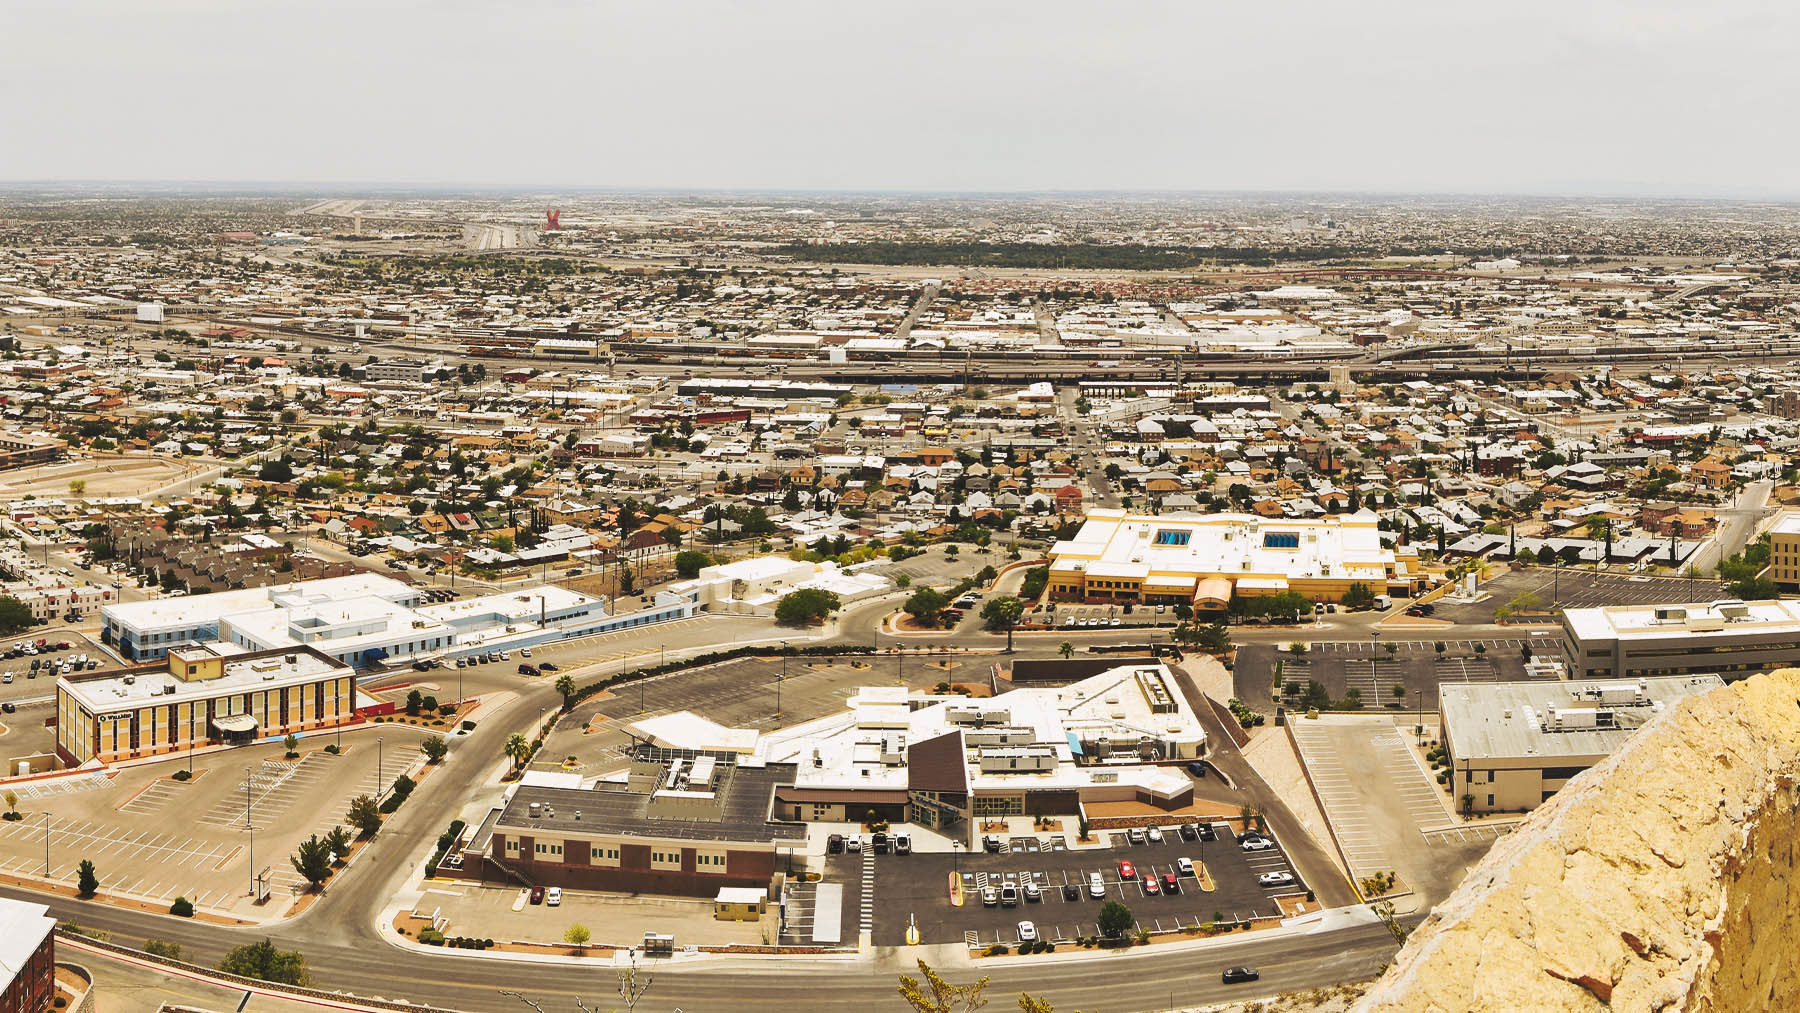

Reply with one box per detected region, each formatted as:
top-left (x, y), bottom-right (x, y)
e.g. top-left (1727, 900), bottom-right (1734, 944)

top-left (1770, 514), bottom-right (1800, 590)
top-left (1046, 509), bottom-right (1419, 608)
top-left (55, 645), bottom-right (356, 767)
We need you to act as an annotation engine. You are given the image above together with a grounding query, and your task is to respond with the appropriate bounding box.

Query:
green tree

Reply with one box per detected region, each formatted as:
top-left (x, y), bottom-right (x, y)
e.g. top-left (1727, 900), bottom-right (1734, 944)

top-left (421, 735), bottom-right (448, 764)
top-left (290, 834), bottom-right (333, 890)
top-left (219, 939), bottom-right (309, 986)
top-left (564, 923), bottom-right (591, 946)
top-left (673, 549), bottom-right (712, 579)
top-left (0, 597), bottom-right (33, 635)
top-left (405, 689), bottom-right (423, 716)
top-left (77, 859), bottom-right (98, 897)
top-left (1341, 581), bottom-right (1375, 609)
top-left (1097, 900), bottom-right (1134, 938)
top-left (282, 733), bottom-right (298, 757)
top-left (905, 587), bottom-right (951, 627)
top-left (1058, 641), bottom-right (1075, 659)
top-left (554, 674), bottom-right (577, 710)
top-left (347, 794), bottom-right (382, 837)
top-left (324, 825), bottom-right (353, 861)
top-left (980, 595), bottom-right (1026, 652)
top-left (774, 588), bottom-right (841, 626)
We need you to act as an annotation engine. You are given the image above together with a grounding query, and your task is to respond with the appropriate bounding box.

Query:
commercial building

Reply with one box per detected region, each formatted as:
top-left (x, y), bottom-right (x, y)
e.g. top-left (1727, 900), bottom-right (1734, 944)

top-left (463, 754), bottom-right (806, 898)
top-left (1769, 513), bottom-right (1800, 590)
top-left (360, 357), bottom-right (448, 383)
top-left (55, 644), bottom-right (356, 766)
top-left (0, 898), bottom-right (55, 1013)
top-left (1441, 675), bottom-right (1722, 813)
top-left (102, 574), bottom-right (693, 668)
top-left (1047, 509), bottom-right (1420, 609)
top-left (1559, 599), bottom-right (1800, 681)
top-left (669, 555), bottom-right (892, 616)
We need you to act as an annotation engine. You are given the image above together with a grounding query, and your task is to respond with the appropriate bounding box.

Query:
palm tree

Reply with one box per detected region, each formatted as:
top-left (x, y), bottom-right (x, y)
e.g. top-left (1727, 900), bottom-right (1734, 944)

top-left (1058, 641), bottom-right (1075, 659)
top-left (554, 674), bottom-right (577, 711)
top-left (503, 732), bottom-right (531, 771)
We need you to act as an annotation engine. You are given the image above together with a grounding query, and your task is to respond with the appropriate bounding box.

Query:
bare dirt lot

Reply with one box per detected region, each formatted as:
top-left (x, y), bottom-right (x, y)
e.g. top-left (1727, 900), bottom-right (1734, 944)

top-left (0, 454), bottom-right (218, 501)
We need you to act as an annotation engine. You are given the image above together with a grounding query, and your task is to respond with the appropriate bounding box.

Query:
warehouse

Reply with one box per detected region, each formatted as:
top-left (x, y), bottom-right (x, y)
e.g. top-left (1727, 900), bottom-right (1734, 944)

top-left (1047, 509), bottom-right (1420, 607)
top-left (55, 643), bottom-right (357, 766)
top-left (1440, 675), bottom-right (1722, 814)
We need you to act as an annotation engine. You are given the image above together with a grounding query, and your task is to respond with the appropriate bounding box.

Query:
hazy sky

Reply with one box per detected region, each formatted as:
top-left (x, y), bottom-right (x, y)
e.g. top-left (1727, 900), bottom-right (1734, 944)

top-left (6, 0), bottom-right (1798, 195)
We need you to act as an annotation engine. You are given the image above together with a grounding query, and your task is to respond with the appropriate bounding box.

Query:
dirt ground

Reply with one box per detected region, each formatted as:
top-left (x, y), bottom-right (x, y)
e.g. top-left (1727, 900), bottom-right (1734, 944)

top-left (0, 454), bottom-right (216, 500)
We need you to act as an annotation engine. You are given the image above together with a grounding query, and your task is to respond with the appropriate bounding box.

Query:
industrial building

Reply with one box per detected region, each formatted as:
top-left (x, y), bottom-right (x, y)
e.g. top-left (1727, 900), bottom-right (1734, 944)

top-left (1047, 509), bottom-right (1420, 608)
top-left (0, 430), bottom-right (67, 471)
top-left (1559, 599), bottom-right (1800, 681)
top-left (101, 573), bottom-right (694, 668)
top-left (1440, 675), bottom-right (1722, 813)
top-left (55, 644), bottom-right (357, 766)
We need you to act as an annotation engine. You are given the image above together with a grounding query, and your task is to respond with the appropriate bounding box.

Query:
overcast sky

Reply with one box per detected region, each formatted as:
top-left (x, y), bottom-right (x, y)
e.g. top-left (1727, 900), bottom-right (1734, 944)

top-left (5, 0), bottom-right (1797, 195)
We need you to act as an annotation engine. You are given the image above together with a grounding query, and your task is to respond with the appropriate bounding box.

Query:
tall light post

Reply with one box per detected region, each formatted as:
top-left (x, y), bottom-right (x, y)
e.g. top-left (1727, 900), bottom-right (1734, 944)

top-left (1370, 629), bottom-right (1380, 691)
top-left (376, 736), bottom-right (384, 801)
top-left (42, 812), bottom-right (49, 877)
top-left (776, 641), bottom-right (788, 724)
top-left (244, 765), bottom-right (254, 898)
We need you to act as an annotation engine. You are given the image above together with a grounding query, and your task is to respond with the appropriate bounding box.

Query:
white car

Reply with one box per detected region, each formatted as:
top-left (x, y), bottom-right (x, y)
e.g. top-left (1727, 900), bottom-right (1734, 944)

top-left (1241, 837), bottom-right (1275, 852)
top-left (521, 648), bottom-right (531, 657)
top-left (1016, 920), bottom-right (1037, 943)
top-left (1177, 857), bottom-right (1195, 877)
top-left (1258, 872), bottom-right (1295, 888)
top-left (1146, 826), bottom-right (1164, 843)
top-left (545, 887), bottom-right (563, 905)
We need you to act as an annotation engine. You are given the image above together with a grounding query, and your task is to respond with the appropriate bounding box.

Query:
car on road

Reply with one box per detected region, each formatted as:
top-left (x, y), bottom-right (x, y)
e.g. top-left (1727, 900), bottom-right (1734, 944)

top-left (1146, 826), bottom-right (1163, 843)
top-left (1221, 966), bottom-right (1261, 984)
top-left (1117, 860), bottom-right (1136, 880)
top-left (545, 887), bottom-right (563, 906)
top-left (1142, 875), bottom-right (1160, 895)
top-left (1258, 872), bottom-right (1295, 888)
top-left (1161, 872), bottom-right (1180, 894)
top-left (1000, 883), bottom-right (1019, 907)
top-left (529, 886), bottom-right (545, 904)
top-left (1023, 881), bottom-right (1041, 902)
top-left (1241, 836), bottom-right (1275, 851)
top-left (1016, 921), bottom-right (1037, 943)
top-left (981, 886), bottom-right (998, 907)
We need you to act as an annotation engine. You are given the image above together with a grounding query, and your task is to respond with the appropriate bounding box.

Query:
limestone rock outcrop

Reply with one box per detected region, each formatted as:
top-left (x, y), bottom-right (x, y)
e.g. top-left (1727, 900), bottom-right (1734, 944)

top-left (1356, 668), bottom-right (1800, 1012)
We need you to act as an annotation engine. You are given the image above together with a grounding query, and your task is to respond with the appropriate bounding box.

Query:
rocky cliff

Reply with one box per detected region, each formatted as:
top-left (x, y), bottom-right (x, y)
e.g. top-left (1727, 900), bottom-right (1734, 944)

top-left (1355, 668), bottom-right (1800, 1012)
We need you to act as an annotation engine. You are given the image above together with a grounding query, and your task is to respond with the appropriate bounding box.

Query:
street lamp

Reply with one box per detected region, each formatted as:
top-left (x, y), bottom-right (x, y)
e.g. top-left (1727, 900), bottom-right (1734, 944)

top-left (245, 765), bottom-right (254, 898)
top-left (777, 641), bottom-right (788, 723)
top-left (376, 737), bottom-right (383, 801)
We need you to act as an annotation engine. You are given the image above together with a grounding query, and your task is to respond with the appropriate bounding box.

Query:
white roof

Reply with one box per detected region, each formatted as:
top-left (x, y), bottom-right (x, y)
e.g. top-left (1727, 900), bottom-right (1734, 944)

top-left (0, 898), bottom-right (54, 989)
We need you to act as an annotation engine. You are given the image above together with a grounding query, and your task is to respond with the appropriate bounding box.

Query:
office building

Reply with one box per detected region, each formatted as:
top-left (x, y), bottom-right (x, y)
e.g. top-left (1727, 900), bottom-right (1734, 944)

top-left (1441, 675), bottom-right (1722, 813)
top-left (1560, 599), bottom-right (1800, 681)
top-left (0, 898), bottom-right (55, 1013)
top-left (55, 644), bottom-right (356, 766)
top-left (1769, 514), bottom-right (1800, 590)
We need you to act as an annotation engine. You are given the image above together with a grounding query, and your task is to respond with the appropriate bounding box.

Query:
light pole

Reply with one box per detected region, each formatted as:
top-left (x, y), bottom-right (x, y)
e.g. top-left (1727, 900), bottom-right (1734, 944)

top-left (376, 737), bottom-right (383, 801)
top-left (1371, 630), bottom-right (1380, 691)
top-left (777, 641), bottom-right (788, 723)
top-left (1416, 689), bottom-right (1425, 742)
top-left (42, 812), bottom-right (48, 877)
top-left (244, 765), bottom-right (254, 898)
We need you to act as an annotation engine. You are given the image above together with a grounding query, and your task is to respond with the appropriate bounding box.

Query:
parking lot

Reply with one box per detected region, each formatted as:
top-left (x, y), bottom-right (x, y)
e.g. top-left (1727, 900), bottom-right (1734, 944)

top-left (1235, 635), bottom-right (1568, 714)
top-left (0, 729), bottom-right (429, 917)
top-left (1431, 568), bottom-right (1729, 624)
top-left (1289, 715), bottom-right (1507, 902)
top-left (864, 825), bottom-right (1312, 947)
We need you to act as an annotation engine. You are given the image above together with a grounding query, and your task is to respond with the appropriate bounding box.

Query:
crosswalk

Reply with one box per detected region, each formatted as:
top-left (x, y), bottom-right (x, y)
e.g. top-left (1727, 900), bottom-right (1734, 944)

top-left (7, 772), bottom-right (112, 801)
top-left (859, 850), bottom-right (875, 937)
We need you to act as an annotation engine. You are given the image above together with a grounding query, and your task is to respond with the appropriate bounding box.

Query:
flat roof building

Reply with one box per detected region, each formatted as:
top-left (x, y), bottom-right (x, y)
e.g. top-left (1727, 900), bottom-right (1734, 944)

top-left (1560, 598), bottom-right (1800, 681)
top-left (1769, 513), bottom-right (1800, 590)
top-left (1441, 675), bottom-right (1722, 814)
top-left (0, 898), bottom-right (55, 1013)
top-left (1048, 509), bottom-right (1419, 608)
top-left (56, 643), bottom-right (356, 766)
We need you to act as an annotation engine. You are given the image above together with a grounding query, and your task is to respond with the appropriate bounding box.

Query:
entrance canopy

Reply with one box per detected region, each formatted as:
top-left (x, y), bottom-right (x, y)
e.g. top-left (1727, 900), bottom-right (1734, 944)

top-left (212, 713), bottom-right (259, 734)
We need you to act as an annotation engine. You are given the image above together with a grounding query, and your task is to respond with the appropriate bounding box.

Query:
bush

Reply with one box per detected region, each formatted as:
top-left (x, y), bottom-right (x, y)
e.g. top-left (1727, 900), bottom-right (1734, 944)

top-left (324, 744), bottom-right (340, 755)
top-left (419, 929), bottom-right (444, 945)
top-left (460, 720), bottom-right (476, 732)
top-left (170, 896), bottom-right (194, 917)
top-left (171, 769), bottom-right (193, 782)
top-left (144, 937), bottom-right (183, 959)
top-left (984, 943), bottom-right (1009, 956)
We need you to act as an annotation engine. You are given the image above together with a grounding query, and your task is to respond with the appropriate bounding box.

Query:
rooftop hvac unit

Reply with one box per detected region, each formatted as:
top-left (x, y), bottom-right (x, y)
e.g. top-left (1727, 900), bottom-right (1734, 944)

top-left (1654, 606), bottom-right (1687, 622)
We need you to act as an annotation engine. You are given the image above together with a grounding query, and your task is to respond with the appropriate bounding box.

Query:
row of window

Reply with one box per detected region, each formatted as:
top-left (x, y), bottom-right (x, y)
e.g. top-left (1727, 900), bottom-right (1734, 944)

top-left (509, 838), bottom-right (725, 872)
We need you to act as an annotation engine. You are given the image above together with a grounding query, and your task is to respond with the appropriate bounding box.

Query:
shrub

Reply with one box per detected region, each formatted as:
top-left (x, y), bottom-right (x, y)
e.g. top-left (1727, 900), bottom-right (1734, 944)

top-left (460, 720), bottom-right (476, 732)
top-left (984, 943), bottom-right (1009, 956)
top-left (143, 938), bottom-right (183, 959)
top-left (419, 929), bottom-right (444, 945)
top-left (170, 896), bottom-right (194, 917)
top-left (171, 769), bottom-right (193, 782)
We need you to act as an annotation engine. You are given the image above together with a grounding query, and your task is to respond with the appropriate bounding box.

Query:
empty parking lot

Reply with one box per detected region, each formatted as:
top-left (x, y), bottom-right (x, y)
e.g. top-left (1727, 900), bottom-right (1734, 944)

top-left (1237, 635), bottom-right (1568, 712)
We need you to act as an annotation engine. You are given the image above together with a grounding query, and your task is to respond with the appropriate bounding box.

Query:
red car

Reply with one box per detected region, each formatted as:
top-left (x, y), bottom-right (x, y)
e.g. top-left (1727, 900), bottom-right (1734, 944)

top-left (1143, 875), bottom-right (1160, 895)
top-left (1162, 872), bottom-right (1180, 894)
top-left (1117, 860), bottom-right (1136, 881)
top-left (529, 886), bottom-right (545, 904)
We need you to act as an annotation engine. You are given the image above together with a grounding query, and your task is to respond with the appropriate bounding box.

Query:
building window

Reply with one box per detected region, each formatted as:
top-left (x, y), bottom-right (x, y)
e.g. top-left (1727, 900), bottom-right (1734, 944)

top-left (651, 849), bottom-right (682, 870)
top-left (1263, 532), bottom-right (1301, 549)
top-left (1152, 530), bottom-right (1190, 547)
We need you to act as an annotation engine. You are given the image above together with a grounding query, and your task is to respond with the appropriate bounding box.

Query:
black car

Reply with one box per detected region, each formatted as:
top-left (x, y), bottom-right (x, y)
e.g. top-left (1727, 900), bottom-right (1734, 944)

top-left (539, 662), bottom-right (559, 672)
top-left (1062, 883), bottom-right (1080, 901)
top-left (1198, 823), bottom-right (1217, 841)
top-left (982, 835), bottom-right (1002, 853)
top-left (1178, 823), bottom-right (1198, 842)
top-left (0, 702), bottom-right (13, 714)
top-left (871, 833), bottom-right (890, 855)
top-left (827, 834), bottom-right (845, 854)
top-left (1221, 966), bottom-right (1260, 984)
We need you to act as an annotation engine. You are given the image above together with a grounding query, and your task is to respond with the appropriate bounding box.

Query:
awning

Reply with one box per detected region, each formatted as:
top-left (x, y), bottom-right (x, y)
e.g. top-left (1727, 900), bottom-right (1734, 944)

top-left (211, 714), bottom-right (258, 734)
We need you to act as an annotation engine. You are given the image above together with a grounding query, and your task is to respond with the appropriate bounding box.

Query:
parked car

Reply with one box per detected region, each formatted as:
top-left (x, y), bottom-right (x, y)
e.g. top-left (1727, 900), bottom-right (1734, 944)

top-left (1177, 857), bottom-right (1195, 877)
top-left (893, 834), bottom-right (911, 855)
top-left (1221, 966), bottom-right (1261, 984)
top-left (540, 662), bottom-right (559, 671)
top-left (1117, 860), bottom-right (1136, 881)
top-left (1022, 881), bottom-right (1041, 902)
top-left (1162, 872), bottom-right (1180, 894)
top-left (529, 886), bottom-right (545, 904)
top-left (1016, 920), bottom-right (1037, 943)
top-left (827, 834), bottom-right (845, 854)
top-left (1198, 823), bottom-right (1216, 841)
top-left (1178, 823), bottom-right (1198, 841)
top-left (982, 835), bottom-right (1002, 853)
top-left (1146, 826), bottom-right (1163, 843)
top-left (1062, 883), bottom-right (1080, 901)
top-left (518, 664), bottom-right (539, 675)
top-left (0, 703), bottom-right (13, 714)
top-left (520, 648), bottom-right (531, 657)
top-left (1000, 883), bottom-right (1019, 907)
top-left (1258, 872), bottom-right (1295, 888)
top-left (1143, 875), bottom-right (1160, 895)
top-left (1127, 828), bottom-right (1146, 845)
top-left (1241, 836), bottom-right (1275, 852)
top-left (845, 836), bottom-right (862, 853)
top-left (545, 887), bottom-right (563, 906)
top-left (1088, 872), bottom-right (1106, 898)
top-left (981, 886), bottom-right (998, 907)
top-left (871, 833), bottom-right (890, 854)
